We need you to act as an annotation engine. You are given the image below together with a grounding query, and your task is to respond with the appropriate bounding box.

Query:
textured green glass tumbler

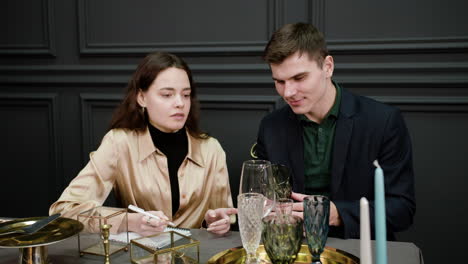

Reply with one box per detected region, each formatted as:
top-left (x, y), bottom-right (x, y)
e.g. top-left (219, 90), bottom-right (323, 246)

top-left (261, 199), bottom-right (303, 264)
top-left (304, 195), bottom-right (330, 264)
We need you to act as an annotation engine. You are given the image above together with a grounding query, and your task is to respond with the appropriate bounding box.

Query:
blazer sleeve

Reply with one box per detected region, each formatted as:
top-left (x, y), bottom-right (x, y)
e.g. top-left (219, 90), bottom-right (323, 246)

top-left (49, 130), bottom-right (120, 230)
top-left (335, 108), bottom-right (416, 239)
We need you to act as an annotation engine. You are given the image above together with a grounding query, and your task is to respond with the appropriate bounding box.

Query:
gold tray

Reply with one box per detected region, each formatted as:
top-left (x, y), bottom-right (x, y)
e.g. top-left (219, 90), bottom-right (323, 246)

top-left (208, 244), bottom-right (359, 264)
top-left (0, 216), bottom-right (83, 248)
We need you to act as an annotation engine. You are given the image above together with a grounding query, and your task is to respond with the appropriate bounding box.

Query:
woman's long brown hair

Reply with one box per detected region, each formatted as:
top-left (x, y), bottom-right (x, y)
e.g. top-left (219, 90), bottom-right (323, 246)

top-left (109, 52), bottom-right (206, 139)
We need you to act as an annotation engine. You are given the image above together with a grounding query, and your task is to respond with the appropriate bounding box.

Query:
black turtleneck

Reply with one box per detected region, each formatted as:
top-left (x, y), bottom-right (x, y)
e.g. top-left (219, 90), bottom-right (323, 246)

top-left (148, 124), bottom-right (188, 216)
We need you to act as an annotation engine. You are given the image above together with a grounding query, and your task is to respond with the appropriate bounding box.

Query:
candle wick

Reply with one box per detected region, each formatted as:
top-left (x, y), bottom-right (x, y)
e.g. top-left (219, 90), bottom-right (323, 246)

top-left (373, 160), bottom-right (381, 169)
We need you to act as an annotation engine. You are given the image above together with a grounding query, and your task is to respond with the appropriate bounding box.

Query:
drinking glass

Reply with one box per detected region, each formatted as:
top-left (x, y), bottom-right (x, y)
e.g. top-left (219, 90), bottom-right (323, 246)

top-left (270, 164), bottom-right (292, 199)
top-left (237, 193), bottom-right (265, 264)
top-left (239, 160), bottom-right (276, 217)
top-left (303, 195), bottom-right (330, 264)
top-left (262, 199), bottom-right (303, 264)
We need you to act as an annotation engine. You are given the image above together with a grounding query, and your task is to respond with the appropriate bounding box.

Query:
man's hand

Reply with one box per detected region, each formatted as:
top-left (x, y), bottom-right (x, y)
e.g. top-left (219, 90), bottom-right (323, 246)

top-left (204, 208), bottom-right (238, 235)
top-left (291, 192), bottom-right (342, 226)
top-left (290, 192), bottom-right (306, 219)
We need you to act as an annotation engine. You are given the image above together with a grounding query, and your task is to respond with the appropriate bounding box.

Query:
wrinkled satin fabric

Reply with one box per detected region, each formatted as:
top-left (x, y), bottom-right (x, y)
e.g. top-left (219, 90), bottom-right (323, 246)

top-left (50, 127), bottom-right (233, 230)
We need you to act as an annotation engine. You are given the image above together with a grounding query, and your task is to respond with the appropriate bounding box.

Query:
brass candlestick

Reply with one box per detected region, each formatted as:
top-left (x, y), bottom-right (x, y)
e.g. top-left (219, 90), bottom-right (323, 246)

top-left (100, 224), bottom-right (112, 264)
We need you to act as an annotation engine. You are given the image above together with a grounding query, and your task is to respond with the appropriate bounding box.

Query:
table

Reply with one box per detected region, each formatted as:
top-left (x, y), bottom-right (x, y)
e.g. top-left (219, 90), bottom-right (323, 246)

top-left (0, 229), bottom-right (424, 264)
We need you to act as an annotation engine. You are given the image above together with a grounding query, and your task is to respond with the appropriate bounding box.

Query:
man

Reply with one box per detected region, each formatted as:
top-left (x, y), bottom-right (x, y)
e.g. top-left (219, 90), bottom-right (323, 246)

top-left (255, 23), bottom-right (415, 239)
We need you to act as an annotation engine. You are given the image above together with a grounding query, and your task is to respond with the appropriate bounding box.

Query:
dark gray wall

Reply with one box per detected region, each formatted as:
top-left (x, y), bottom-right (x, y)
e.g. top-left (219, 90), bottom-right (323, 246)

top-left (1, 1), bottom-right (467, 263)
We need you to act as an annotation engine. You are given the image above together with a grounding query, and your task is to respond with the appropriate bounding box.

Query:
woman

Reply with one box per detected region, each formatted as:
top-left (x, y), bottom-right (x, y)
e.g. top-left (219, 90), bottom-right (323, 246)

top-left (50, 52), bottom-right (236, 235)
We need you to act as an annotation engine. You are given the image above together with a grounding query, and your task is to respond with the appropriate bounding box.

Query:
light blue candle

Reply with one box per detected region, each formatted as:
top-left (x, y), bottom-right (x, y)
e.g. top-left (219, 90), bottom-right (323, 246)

top-left (374, 160), bottom-right (387, 264)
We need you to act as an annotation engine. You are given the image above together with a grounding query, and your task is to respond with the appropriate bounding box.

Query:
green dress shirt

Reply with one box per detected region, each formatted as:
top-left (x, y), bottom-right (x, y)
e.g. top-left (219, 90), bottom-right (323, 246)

top-left (300, 83), bottom-right (341, 197)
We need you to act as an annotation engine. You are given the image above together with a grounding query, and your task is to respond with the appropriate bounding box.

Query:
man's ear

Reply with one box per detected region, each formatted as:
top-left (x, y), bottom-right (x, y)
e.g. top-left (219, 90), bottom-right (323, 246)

top-left (136, 89), bottom-right (146, 108)
top-left (323, 55), bottom-right (334, 78)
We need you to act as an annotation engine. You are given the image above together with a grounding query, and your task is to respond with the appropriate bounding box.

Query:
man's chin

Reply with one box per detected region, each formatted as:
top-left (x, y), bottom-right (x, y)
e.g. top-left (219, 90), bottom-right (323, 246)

top-left (288, 105), bottom-right (307, 115)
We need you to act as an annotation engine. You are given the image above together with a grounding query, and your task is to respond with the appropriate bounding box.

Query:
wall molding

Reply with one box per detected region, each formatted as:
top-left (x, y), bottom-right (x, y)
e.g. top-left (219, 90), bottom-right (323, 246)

top-left (308, 0), bottom-right (325, 33)
top-left (2, 62), bottom-right (467, 87)
top-left (328, 36), bottom-right (468, 55)
top-left (79, 93), bottom-right (121, 163)
top-left (0, 0), bottom-right (56, 56)
top-left (77, 0), bottom-right (279, 56)
top-left (0, 92), bottom-right (60, 192)
top-left (199, 94), bottom-right (284, 112)
top-left (370, 95), bottom-right (468, 112)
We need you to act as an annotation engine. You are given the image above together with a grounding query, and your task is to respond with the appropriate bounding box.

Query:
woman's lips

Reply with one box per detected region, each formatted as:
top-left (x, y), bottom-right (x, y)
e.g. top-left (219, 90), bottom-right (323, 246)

top-left (171, 113), bottom-right (185, 120)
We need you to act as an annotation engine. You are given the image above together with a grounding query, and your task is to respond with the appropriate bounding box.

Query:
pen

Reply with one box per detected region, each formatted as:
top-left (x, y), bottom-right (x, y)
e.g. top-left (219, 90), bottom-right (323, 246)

top-left (128, 205), bottom-right (176, 227)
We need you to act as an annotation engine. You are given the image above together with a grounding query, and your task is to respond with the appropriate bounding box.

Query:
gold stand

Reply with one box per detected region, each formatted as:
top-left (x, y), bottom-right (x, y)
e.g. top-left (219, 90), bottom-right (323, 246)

top-left (19, 246), bottom-right (48, 264)
top-left (101, 224), bottom-right (112, 264)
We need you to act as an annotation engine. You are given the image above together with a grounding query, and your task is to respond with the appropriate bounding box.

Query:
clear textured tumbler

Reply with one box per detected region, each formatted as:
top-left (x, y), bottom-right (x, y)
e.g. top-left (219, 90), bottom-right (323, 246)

top-left (238, 192), bottom-right (265, 264)
top-left (262, 199), bottom-right (303, 264)
top-left (303, 195), bottom-right (330, 264)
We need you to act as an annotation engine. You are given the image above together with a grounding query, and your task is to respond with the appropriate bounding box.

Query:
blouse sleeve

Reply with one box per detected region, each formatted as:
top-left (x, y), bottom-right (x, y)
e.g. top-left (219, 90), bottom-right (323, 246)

top-left (49, 130), bottom-right (119, 222)
top-left (209, 139), bottom-right (234, 210)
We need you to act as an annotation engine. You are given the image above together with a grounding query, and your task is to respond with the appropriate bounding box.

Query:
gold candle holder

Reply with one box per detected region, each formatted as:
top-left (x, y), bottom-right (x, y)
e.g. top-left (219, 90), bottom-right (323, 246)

top-left (101, 224), bottom-right (112, 264)
top-left (77, 206), bottom-right (128, 258)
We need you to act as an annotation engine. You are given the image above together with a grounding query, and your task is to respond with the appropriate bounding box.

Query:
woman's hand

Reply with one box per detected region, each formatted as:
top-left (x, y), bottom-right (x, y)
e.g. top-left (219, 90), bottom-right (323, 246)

top-left (204, 208), bottom-right (238, 235)
top-left (128, 211), bottom-right (170, 236)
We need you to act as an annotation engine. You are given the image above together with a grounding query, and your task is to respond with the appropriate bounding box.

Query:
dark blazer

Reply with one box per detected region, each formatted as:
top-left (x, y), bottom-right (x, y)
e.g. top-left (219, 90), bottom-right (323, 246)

top-left (255, 88), bottom-right (416, 239)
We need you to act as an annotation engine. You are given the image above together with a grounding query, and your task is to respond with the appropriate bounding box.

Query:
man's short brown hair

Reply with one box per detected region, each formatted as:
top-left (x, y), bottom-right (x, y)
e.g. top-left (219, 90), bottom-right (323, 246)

top-left (263, 23), bottom-right (329, 67)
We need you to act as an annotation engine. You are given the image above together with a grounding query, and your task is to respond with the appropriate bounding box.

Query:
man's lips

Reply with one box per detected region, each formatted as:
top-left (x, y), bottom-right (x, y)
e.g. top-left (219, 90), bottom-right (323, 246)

top-left (287, 98), bottom-right (303, 107)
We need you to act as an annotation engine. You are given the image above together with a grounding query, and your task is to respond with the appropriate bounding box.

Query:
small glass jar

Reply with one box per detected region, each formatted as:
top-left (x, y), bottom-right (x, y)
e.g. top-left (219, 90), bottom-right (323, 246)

top-left (130, 230), bottom-right (199, 264)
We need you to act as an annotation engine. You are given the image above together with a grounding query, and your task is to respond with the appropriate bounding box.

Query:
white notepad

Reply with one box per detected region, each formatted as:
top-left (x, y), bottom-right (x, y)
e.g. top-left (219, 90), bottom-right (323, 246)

top-left (109, 227), bottom-right (191, 249)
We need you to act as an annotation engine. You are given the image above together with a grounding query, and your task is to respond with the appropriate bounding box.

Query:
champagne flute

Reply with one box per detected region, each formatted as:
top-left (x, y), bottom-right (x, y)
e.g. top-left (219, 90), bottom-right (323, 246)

top-left (238, 160), bottom-right (276, 263)
top-left (239, 160), bottom-right (276, 217)
top-left (238, 193), bottom-right (265, 264)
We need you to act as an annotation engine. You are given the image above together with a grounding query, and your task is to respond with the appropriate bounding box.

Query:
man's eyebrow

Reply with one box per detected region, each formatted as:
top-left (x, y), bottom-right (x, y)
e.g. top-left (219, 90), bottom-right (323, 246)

top-left (272, 71), bottom-right (308, 81)
top-left (291, 72), bottom-right (308, 79)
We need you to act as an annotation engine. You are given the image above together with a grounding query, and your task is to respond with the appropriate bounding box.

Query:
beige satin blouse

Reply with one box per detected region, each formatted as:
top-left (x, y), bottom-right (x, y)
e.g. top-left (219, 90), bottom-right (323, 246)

top-left (49, 127), bottom-right (234, 229)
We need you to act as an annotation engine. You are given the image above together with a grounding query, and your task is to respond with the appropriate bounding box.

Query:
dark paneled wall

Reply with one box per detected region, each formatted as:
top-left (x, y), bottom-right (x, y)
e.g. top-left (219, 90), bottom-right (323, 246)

top-left (1, 1), bottom-right (467, 263)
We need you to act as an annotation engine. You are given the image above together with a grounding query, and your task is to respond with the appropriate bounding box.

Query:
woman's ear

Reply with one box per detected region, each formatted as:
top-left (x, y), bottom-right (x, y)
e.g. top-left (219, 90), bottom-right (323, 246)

top-left (323, 55), bottom-right (334, 78)
top-left (137, 89), bottom-right (146, 108)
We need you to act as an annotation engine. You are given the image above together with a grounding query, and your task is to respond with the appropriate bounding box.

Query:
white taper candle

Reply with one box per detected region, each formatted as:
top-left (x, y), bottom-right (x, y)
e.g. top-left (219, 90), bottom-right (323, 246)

top-left (360, 197), bottom-right (372, 264)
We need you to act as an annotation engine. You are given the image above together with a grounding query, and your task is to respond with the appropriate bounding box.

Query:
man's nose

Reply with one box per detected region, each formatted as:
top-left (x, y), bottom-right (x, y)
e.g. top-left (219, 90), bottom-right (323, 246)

top-left (283, 82), bottom-right (297, 98)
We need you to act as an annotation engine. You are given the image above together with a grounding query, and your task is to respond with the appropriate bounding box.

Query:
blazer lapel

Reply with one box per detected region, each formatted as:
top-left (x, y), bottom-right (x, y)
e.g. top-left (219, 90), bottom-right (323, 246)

top-left (331, 89), bottom-right (356, 197)
top-left (286, 108), bottom-right (305, 193)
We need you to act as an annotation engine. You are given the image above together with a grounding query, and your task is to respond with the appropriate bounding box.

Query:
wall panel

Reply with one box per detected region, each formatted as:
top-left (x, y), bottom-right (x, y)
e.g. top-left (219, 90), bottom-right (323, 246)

top-left (78, 0), bottom-right (275, 55)
top-left (325, 0), bottom-right (468, 54)
top-left (0, 0), bottom-right (55, 56)
top-left (0, 93), bottom-right (59, 217)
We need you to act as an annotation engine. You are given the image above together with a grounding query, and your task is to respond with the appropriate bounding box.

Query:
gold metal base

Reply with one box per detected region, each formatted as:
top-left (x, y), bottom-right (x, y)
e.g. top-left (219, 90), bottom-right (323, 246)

top-left (19, 246), bottom-right (48, 264)
top-left (208, 245), bottom-right (360, 264)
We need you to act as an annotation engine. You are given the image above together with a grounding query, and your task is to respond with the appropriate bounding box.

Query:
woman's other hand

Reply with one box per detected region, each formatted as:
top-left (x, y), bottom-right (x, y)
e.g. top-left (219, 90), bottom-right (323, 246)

top-left (204, 208), bottom-right (238, 235)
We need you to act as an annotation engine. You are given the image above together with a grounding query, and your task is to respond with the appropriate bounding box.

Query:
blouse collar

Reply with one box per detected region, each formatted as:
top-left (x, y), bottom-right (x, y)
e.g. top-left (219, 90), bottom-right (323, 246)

top-left (138, 126), bottom-right (204, 167)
